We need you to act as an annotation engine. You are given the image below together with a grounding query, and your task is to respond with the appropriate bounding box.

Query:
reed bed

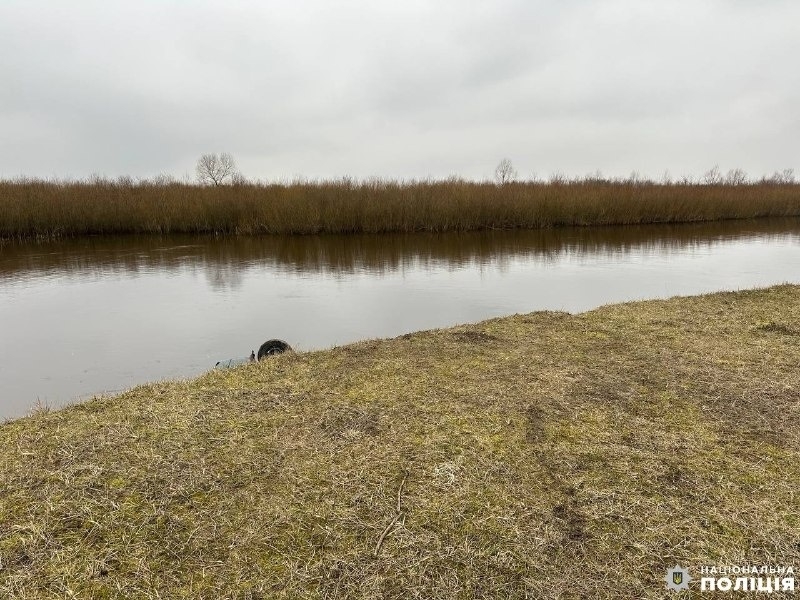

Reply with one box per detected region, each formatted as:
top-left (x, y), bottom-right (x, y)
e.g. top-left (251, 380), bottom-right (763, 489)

top-left (1, 177), bottom-right (800, 239)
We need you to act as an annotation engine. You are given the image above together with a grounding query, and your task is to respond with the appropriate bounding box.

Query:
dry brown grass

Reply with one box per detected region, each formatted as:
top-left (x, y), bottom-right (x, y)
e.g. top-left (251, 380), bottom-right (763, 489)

top-left (1, 285), bottom-right (799, 598)
top-left (1, 177), bottom-right (799, 239)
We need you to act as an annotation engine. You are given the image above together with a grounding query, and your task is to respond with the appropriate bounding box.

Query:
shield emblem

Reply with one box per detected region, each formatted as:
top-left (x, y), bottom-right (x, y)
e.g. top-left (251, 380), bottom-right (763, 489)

top-left (672, 571), bottom-right (683, 585)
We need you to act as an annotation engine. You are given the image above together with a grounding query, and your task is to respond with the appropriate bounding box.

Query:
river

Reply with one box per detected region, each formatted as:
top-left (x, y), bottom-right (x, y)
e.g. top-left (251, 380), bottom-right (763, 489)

top-left (1, 218), bottom-right (799, 420)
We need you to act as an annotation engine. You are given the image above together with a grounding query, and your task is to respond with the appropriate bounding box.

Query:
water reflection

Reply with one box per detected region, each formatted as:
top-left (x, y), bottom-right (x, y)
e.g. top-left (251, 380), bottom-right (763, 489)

top-left (1, 218), bottom-right (799, 421)
top-left (2, 219), bottom-right (799, 282)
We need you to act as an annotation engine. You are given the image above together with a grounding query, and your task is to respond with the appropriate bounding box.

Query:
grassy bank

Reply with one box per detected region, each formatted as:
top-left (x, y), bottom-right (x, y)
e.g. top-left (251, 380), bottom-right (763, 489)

top-left (2, 178), bottom-right (800, 239)
top-left (1, 286), bottom-right (799, 598)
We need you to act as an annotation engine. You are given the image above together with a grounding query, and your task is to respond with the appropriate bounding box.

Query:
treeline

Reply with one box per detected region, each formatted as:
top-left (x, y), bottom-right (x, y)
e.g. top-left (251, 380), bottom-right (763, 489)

top-left (1, 174), bottom-right (799, 239)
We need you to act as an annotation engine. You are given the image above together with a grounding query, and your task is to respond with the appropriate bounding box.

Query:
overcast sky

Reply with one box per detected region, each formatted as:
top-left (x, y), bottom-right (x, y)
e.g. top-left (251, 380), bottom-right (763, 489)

top-left (1, 1), bottom-right (798, 181)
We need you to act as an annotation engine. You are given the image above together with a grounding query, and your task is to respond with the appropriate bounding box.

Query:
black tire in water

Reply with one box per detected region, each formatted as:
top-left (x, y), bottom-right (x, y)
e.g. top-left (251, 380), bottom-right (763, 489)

top-left (257, 339), bottom-right (292, 360)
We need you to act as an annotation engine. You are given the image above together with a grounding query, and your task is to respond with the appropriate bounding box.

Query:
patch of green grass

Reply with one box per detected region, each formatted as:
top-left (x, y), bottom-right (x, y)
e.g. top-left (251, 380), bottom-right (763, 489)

top-left (1, 285), bottom-right (799, 598)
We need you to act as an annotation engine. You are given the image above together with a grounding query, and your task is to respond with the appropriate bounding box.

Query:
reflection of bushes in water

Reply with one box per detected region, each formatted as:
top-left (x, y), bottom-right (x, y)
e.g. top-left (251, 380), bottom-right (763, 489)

top-left (1, 218), bottom-right (799, 282)
top-left (205, 264), bottom-right (245, 292)
top-left (1, 178), bottom-right (799, 241)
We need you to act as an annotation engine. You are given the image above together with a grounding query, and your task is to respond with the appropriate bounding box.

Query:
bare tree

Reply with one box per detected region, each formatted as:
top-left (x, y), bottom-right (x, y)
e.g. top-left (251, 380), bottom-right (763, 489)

top-left (764, 168), bottom-right (796, 184)
top-left (196, 152), bottom-right (238, 186)
top-left (702, 165), bottom-right (723, 185)
top-left (494, 158), bottom-right (518, 185)
top-left (725, 168), bottom-right (748, 186)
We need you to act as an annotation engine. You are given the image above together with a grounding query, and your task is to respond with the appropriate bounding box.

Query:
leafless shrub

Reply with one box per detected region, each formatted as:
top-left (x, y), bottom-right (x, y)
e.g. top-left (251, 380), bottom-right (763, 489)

top-left (627, 170), bottom-right (643, 185)
top-left (583, 170), bottom-right (604, 184)
top-left (702, 165), bottom-right (723, 185)
top-left (725, 168), bottom-right (748, 186)
top-left (152, 173), bottom-right (177, 186)
top-left (764, 168), bottom-right (796, 185)
top-left (230, 172), bottom-right (248, 186)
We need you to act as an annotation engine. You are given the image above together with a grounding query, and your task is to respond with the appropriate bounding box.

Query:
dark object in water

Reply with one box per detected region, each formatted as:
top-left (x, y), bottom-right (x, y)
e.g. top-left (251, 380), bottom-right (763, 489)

top-left (258, 339), bottom-right (292, 360)
top-left (215, 341), bottom-right (292, 369)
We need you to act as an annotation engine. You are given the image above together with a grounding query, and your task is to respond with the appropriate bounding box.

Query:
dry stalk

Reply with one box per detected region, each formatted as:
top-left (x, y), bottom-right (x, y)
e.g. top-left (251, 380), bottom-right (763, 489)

top-left (375, 473), bottom-right (408, 557)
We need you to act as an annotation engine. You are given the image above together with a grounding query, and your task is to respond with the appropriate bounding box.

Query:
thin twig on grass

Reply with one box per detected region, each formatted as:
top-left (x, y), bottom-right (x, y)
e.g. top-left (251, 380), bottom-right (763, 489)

top-left (375, 473), bottom-right (408, 557)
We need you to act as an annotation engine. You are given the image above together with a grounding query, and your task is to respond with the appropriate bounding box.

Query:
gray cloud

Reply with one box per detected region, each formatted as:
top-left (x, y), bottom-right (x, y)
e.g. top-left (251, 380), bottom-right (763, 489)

top-left (1, 0), bottom-right (798, 180)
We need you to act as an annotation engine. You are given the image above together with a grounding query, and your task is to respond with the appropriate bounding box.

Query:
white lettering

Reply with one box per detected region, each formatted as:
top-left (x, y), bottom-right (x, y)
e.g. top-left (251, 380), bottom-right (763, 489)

top-left (733, 577), bottom-right (751, 591)
top-left (701, 577), bottom-right (716, 591)
top-left (755, 577), bottom-right (774, 593)
top-left (717, 577), bottom-right (732, 591)
top-left (781, 578), bottom-right (795, 591)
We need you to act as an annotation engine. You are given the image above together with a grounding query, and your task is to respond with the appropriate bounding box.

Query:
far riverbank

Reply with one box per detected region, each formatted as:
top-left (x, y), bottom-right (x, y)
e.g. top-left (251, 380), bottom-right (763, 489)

top-left (2, 177), bottom-right (800, 239)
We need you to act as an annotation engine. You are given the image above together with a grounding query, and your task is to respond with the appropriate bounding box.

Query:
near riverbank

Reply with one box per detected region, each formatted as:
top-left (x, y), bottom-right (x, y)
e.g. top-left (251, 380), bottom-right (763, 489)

top-left (1, 285), bottom-right (799, 598)
top-left (2, 178), bottom-right (800, 239)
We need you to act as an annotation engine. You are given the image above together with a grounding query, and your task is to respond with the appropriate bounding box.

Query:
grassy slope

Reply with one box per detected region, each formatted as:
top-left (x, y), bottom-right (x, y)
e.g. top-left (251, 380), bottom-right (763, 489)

top-left (1, 286), bottom-right (799, 599)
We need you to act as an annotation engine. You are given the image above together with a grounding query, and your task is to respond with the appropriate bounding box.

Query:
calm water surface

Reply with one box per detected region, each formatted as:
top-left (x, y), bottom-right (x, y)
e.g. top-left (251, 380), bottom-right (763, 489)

top-left (1, 219), bottom-right (799, 420)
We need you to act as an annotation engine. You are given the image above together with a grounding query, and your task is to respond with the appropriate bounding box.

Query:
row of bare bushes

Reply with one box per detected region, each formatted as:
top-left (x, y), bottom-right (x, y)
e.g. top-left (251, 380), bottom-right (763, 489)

top-left (1, 176), bottom-right (799, 238)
